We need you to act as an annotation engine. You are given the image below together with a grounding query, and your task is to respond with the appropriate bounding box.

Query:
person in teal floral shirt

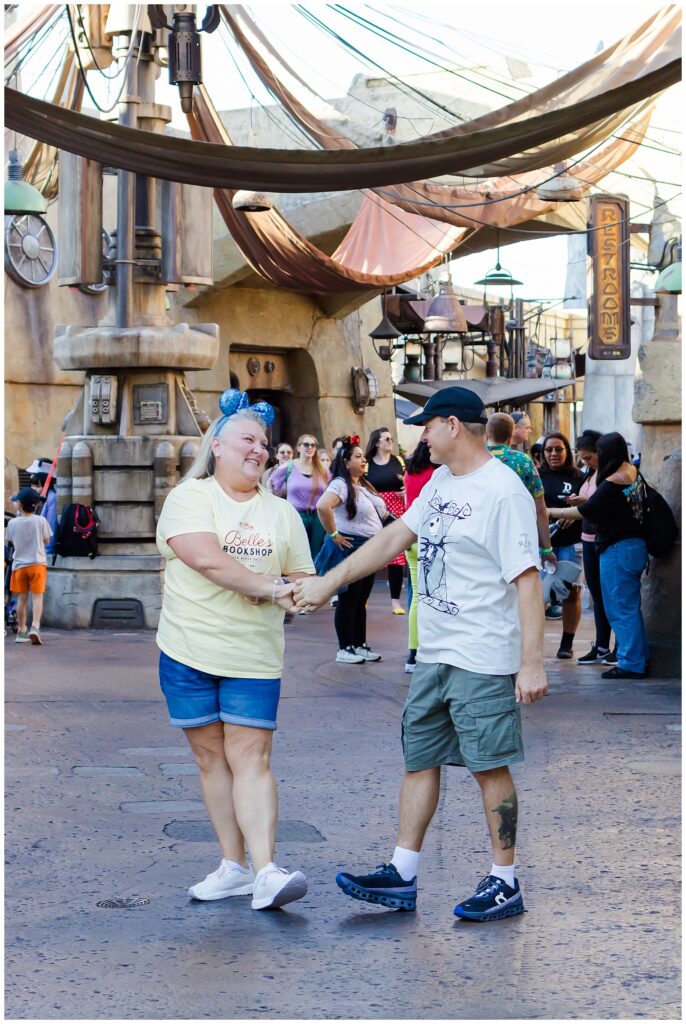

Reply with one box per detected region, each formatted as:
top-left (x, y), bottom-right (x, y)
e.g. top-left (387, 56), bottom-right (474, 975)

top-left (486, 413), bottom-right (555, 568)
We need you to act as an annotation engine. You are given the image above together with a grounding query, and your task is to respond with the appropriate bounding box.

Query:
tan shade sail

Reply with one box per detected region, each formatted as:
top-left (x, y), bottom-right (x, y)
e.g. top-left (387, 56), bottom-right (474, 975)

top-left (4, 58), bottom-right (679, 190)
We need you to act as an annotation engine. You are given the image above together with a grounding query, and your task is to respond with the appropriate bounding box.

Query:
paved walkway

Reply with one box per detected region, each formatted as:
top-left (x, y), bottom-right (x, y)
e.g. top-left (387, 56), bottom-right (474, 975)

top-left (5, 586), bottom-right (681, 1019)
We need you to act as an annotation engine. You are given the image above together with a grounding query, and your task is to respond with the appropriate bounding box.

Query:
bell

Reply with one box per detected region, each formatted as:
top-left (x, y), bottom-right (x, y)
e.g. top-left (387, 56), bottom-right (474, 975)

top-left (422, 280), bottom-right (468, 333)
top-left (369, 314), bottom-right (402, 341)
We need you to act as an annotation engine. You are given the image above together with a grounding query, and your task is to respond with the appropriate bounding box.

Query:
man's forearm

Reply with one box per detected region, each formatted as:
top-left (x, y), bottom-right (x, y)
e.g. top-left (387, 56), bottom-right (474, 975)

top-left (326, 520), bottom-right (415, 591)
top-left (516, 569), bottom-right (545, 668)
top-left (535, 496), bottom-right (552, 549)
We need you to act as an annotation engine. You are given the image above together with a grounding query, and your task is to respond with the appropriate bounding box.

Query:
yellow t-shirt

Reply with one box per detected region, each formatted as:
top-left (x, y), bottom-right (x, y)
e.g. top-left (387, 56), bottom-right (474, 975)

top-left (156, 476), bottom-right (314, 678)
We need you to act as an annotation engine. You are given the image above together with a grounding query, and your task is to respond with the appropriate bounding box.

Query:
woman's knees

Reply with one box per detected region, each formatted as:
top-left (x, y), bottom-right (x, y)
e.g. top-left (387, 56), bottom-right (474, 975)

top-left (223, 725), bottom-right (273, 775)
top-left (184, 723), bottom-right (228, 775)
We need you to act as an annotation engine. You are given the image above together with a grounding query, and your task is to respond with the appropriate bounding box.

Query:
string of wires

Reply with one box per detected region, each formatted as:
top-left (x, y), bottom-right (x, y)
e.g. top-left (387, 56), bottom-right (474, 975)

top-left (65, 4), bottom-right (143, 114)
top-left (329, 4), bottom-right (531, 103)
top-left (295, 5), bottom-right (468, 124)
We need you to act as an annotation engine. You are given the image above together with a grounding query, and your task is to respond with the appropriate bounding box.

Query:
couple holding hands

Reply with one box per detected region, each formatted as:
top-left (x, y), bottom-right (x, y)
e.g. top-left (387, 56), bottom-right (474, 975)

top-left (155, 386), bottom-right (547, 921)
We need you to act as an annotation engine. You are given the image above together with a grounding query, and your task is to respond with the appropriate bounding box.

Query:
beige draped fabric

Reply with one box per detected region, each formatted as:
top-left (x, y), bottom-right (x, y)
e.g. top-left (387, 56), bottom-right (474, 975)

top-left (221, 4), bottom-right (680, 178)
top-left (4, 53), bottom-right (678, 189)
top-left (22, 52), bottom-right (84, 199)
top-left (188, 86), bottom-right (462, 291)
top-left (4, 4), bottom-right (60, 59)
top-left (190, 86), bottom-right (652, 289)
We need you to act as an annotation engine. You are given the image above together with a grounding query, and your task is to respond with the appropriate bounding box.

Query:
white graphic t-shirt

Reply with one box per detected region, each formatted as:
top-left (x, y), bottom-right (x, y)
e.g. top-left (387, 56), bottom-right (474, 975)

top-left (156, 477), bottom-right (314, 678)
top-left (402, 458), bottom-right (539, 675)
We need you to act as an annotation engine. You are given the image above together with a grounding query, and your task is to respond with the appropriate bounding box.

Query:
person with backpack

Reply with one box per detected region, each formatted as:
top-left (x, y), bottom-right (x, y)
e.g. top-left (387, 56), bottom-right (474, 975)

top-left (5, 488), bottom-right (52, 645)
top-left (548, 431), bottom-right (651, 680)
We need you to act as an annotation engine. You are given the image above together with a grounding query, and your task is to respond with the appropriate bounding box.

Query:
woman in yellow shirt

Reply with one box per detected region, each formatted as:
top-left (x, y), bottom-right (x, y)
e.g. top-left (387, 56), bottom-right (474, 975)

top-left (156, 389), bottom-right (314, 911)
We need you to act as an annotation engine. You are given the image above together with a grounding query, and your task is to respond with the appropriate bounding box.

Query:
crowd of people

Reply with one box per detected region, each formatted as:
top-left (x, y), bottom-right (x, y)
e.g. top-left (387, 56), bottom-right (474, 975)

top-left (146, 384), bottom-right (655, 919)
top-left (6, 385), bottom-right (655, 921)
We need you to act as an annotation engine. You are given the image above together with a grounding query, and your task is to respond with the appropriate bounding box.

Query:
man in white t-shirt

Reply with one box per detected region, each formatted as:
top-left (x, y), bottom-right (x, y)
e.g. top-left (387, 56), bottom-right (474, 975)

top-left (293, 387), bottom-right (547, 922)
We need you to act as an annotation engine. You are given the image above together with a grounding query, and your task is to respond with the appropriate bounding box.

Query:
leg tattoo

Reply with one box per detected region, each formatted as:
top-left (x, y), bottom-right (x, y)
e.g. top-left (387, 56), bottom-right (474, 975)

top-left (491, 792), bottom-right (518, 850)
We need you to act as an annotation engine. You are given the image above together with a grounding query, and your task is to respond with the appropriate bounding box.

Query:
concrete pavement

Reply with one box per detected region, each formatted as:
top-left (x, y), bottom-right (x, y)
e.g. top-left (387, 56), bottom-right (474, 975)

top-left (4, 586), bottom-right (681, 1019)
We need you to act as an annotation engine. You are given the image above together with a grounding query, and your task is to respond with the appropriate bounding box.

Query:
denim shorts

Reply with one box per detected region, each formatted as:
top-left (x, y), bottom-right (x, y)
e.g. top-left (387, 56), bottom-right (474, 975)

top-left (159, 651), bottom-right (280, 730)
top-left (401, 662), bottom-right (524, 773)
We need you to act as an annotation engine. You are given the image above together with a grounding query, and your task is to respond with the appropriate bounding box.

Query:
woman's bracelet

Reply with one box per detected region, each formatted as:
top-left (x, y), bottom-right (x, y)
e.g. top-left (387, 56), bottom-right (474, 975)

top-left (539, 546), bottom-right (553, 555)
top-left (271, 577), bottom-right (285, 605)
top-left (328, 530), bottom-right (339, 539)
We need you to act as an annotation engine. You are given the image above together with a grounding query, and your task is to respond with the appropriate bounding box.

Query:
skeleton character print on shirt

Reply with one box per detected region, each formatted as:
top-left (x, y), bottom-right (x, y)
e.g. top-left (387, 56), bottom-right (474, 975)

top-left (418, 492), bottom-right (472, 615)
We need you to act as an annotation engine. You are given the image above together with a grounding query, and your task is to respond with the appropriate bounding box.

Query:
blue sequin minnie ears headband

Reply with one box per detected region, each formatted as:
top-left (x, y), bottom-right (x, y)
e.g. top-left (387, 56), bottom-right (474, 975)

top-left (212, 389), bottom-right (275, 437)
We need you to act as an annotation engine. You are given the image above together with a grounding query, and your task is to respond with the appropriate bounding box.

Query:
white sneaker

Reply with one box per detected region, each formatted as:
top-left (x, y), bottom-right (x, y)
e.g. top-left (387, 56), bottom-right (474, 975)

top-left (404, 661), bottom-right (416, 674)
top-left (336, 646), bottom-right (365, 664)
top-left (188, 861), bottom-right (255, 901)
top-left (252, 863), bottom-right (308, 911)
top-left (355, 644), bottom-right (382, 662)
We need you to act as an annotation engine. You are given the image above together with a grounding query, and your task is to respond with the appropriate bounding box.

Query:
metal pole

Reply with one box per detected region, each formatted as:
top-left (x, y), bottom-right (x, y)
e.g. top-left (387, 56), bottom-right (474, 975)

top-left (114, 31), bottom-right (139, 329)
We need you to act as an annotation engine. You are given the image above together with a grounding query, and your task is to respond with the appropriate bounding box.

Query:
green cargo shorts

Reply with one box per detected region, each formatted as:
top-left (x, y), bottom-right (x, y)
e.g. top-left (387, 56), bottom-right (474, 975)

top-left (401, 662), bottom-right (524, 773)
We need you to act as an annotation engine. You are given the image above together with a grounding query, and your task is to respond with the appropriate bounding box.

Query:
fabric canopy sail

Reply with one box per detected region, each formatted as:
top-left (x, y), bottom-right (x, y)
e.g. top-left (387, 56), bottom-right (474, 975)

top-left (4, 56), bottom-right (679, 190)
top-left (221, 3), bottom-right (680, 177)
top-left (189, 85), bottom-right (652, 291)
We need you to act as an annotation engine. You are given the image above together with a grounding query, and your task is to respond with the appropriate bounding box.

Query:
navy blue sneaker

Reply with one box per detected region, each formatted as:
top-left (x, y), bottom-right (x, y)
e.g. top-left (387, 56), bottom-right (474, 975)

top-left (336, 863), bottom-right (417, 911)
top-left (453, 875), bottom-right (525, 922)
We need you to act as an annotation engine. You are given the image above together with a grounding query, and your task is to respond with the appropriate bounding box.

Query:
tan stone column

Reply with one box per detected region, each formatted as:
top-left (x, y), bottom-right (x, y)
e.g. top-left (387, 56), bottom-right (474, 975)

top-left (633, 293), bottom-right (681, 676)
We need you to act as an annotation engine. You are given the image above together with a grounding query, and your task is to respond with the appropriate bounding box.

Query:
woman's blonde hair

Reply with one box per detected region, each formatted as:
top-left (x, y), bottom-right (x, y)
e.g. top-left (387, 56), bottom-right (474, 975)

top-left (182, 410), bottom-right (268, 482)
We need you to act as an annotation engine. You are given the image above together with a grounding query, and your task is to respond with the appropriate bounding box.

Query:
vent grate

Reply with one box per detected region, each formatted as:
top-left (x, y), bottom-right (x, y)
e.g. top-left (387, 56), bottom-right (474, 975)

top-left (97, 897), bottom-right (150, 909)
top-left (91, 599), bottom-right (145, 629)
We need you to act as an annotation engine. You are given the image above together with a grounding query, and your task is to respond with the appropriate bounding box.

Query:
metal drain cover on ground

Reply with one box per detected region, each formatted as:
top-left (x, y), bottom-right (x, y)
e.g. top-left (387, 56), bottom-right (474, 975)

top-left (97, 897), bottom-right (150, 909)
top-left (164, 819), bottom-right (325, 843)
top-left (92, 599), bottom-right (145, 629)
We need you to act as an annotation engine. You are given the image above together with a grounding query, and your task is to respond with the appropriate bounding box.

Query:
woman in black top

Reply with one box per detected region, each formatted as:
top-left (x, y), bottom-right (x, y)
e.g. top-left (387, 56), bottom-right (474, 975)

top-left (563, 430), bottom-right (615, 665)
top-left (538, 431), bottom-right (582, 659)
top-left (364, 427), bottom-right (406, 613)
top-left (549, 432), bottom-right (648, 679)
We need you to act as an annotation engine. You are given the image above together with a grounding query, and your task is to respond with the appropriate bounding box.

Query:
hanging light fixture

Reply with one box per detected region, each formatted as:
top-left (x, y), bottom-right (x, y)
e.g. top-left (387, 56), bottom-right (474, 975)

top-left (231, 190), bottom-right (273, 212)
top-left (654, 241), bottom-right (682, 294)
top-left (422, 274), bottom-right (468, 333)
top-left (4, 149), bottom-right (47, 216)
top-left (474, 231), bottom-right (523, 302)
top-left (535, 163), bottom-right (585, 203)
top-left (369, 292), bottom-right (403, 360)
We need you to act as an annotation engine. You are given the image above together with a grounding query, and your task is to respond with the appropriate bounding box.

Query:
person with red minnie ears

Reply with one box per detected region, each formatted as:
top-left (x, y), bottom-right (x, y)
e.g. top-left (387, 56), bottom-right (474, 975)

top-left (314, 435), bottom-right (393, 663)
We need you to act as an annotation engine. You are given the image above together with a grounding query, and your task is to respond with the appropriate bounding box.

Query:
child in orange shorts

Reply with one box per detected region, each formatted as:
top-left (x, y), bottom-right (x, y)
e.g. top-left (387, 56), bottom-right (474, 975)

top-left (6, 488), bottom-right (52, 645)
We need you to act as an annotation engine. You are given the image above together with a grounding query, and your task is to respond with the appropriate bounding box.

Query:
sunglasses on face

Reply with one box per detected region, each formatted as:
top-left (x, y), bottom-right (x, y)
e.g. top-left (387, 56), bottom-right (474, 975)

top-left (300, 441), bottom-right (316, 448)
top-left (545, 446), bottom-right (566, 454)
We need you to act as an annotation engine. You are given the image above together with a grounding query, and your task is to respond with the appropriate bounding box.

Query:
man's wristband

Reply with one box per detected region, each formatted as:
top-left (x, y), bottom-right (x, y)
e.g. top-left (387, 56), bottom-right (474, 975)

top-left (539, 546), bottom-right (553, 555)
top-left (328, 530), bottom-right (339, 539)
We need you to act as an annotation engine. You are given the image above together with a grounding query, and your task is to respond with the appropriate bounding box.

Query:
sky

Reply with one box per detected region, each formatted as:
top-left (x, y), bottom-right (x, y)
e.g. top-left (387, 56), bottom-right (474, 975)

top-left (15, 1), bottom-right (681, 303)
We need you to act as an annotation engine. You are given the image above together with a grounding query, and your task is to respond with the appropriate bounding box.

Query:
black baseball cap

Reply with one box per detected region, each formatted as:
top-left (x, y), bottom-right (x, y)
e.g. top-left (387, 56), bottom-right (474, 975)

top-left (403, 386), bottom-right (487, 426)
top-left (11, 487), bottom-right (40, 509)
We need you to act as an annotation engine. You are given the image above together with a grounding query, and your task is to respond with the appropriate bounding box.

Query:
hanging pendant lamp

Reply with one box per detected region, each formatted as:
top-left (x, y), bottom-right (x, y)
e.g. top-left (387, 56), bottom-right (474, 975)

top-left (369, 292), bottom-right (403, 360)
top-left (4, 149), bottom-right (47, 216)
top-left (474, 232), bottom-right (523, 293)
top-left (232, 190), bottom-right (273, 212)
top-left (422, 276), bottom-right (468, 333)
top-left (535, 163), bottom-right (585, 203)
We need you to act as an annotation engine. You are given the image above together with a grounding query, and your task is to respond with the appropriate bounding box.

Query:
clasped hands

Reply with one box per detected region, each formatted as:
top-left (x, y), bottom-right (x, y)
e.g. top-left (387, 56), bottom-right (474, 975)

top-left (243, 576), bottom-right (332, 612)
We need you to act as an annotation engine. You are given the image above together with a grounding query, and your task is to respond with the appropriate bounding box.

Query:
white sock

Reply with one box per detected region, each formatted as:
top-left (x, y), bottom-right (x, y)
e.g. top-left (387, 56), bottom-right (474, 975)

top-left (391, 846), bottom-right (420, 881)
top-left (221, 858), bottom-right (250, 873)
top-left (490, 862), bottom-right (515, 888)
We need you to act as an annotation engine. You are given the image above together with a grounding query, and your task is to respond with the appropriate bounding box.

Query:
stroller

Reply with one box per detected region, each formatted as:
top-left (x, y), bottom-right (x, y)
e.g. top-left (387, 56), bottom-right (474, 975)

top-left (4, 512), bottom-right (18, 635)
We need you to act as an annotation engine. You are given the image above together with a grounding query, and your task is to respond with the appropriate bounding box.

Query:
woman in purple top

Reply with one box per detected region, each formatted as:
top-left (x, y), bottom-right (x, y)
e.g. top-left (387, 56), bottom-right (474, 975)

top-left (270, 434), bottom-right (330, 558)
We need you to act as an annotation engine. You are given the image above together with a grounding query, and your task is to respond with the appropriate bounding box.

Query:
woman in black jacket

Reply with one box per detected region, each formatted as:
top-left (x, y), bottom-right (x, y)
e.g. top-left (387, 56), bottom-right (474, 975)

top-left (539, 432), bottom-right (582, 659)
top-left (549, 432), bottom-right (648, 680)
